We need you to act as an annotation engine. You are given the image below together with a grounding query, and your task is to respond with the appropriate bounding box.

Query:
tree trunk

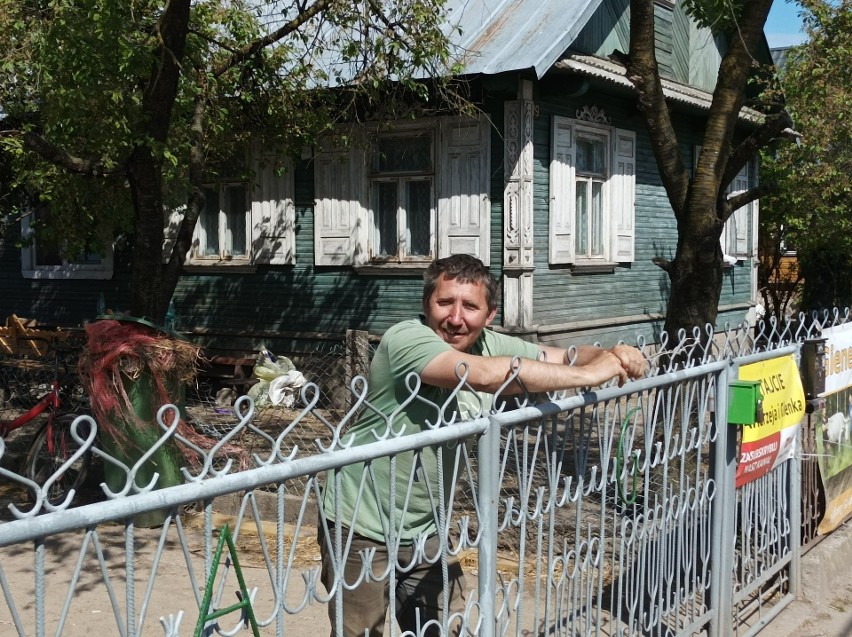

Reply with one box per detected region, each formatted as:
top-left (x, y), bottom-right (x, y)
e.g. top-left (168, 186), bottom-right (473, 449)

top-left (127, 148), bottom-right (168, 322)
top-left (663, 205), bottom-right (724, 338)
top-left (126, 0), bottom-right (192, 324)
top-left (626, 0), bottom-right (775, 342)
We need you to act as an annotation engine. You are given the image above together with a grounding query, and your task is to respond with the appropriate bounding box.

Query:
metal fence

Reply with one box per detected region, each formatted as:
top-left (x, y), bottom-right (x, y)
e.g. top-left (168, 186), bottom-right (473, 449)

top-left (0, 314), bottom-right (844, 637)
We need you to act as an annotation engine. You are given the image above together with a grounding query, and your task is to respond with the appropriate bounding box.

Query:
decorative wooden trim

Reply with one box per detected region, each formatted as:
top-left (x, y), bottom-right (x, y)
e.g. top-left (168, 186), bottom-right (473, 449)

top-left (575, 104), bottom-right (610, 125)
top-left (503, 98), bottom-right (536, 330)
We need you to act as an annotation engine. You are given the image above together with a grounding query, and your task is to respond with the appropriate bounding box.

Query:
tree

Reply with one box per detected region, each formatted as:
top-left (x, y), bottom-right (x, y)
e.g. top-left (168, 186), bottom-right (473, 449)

top-left (0, 0), bottom-right (457, 323)
top-left (624, 0), bottom-right (795, 337)
top-left (759, 0), bottom-right (852, 315)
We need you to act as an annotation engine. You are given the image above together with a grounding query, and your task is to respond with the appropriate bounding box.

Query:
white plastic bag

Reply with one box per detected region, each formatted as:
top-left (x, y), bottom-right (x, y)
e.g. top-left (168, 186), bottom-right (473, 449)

top-left (268, 370), bottom-right (307, 408)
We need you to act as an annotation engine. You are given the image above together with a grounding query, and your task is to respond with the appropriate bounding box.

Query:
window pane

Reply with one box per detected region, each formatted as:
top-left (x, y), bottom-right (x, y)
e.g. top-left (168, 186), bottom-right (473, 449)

top-left (405, 180), bottom-right (431, 257)
top-left (200, 186), bottom-right (219, 256)
top-left (225, 185), bottom-right (247, 256)
top-left (373, 181), bottom-right (398, 257)
top-left (577, 135), bottom-right (606, 174)
top-left (726, 213), bottom-right (739, 254)
top-left (34, 238), bottom-right (63, 266)
top-left (68, 247), bottom-right (103, 265)
top-left (591, 181), bottom-right (603, 257)
top-left (30, 206), bottom-right (104, 267)
top-left (31, 208), bottom-right (62, 265)
top-left (575, 180), bottom-right (588, 255)
top-left (374, 135), bottom-right (432, 172)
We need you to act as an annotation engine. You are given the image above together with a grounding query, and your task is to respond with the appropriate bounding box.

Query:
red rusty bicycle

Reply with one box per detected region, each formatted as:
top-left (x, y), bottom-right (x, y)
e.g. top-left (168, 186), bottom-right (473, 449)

top-left (0, 351), bottom-right (94, 506)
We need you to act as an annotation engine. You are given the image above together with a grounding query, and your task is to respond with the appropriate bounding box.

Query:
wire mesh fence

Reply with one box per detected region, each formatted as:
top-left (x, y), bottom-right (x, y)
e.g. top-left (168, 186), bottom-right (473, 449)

top-left (185, 330), bottom-right (374, 471)
top-left (0, 329), bottom-right (375, 508)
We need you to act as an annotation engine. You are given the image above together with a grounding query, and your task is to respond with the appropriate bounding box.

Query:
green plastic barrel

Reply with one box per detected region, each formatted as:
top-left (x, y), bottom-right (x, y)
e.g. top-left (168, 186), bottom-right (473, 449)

top-left (99, 369), bottom-right (185, 527)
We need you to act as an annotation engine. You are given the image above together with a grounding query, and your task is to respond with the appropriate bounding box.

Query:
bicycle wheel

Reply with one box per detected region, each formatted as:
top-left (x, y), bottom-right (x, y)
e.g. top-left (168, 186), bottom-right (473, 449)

top-left (25, 414), bottom-right (93, 506)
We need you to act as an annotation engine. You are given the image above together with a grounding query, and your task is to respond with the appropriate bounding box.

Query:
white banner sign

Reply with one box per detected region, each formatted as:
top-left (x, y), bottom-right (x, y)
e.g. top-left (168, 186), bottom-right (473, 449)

top-left (821, 321), bottom-right (852, 396)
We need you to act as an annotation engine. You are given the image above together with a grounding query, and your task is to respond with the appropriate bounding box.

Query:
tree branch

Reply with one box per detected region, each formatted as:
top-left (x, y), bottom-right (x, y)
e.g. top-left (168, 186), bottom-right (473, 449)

top-left (652, 256), bottom-right (672, 272)
top-left (0, 130), bottom-right (126, 176)
top-left (365, 0), bottom-right (425, 54)
top-left (723, 110), bottom-right (794, 185)
top-left (161, 77), bottom-right (208, 308)
top-left (213, 0), bottom-right (336, 78)
top-left (626, 1), bottom-right (689, 217)
top-left (141, 0), bottom-right (192, 143)
top-left (726, 183), bottom-right (774, 216)
top-left (701, 0), bottom-right (773, 184)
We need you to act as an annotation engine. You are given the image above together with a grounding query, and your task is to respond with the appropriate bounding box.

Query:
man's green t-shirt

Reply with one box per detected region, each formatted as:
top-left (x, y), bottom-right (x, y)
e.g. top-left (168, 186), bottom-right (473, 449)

top-left (322, 318), bottom-right (540, 543)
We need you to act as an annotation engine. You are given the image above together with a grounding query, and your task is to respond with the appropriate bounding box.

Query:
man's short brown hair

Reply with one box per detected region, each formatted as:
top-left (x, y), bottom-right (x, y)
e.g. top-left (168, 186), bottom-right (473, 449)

top-left (422, 255), bottom-right (499, 312)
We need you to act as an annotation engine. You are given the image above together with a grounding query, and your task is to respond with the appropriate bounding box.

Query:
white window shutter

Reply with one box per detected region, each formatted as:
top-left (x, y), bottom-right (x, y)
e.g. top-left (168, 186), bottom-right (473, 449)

top-left (549, 116), bottom-right (575, 264)
top-left (314, 136), bottom-right (368, 266)
top-left (611, 128), bottom-right (636, 262)
top-left (722, 160), bottom-right (750, 258)
top-left (438, 116), bottom-right (490, 265)
top-left (162, 207), bottom-right (185, 264)
top-left (251, 151), bottom-right (295, 265)
top-left (731, 162), bottom-right (750, 256)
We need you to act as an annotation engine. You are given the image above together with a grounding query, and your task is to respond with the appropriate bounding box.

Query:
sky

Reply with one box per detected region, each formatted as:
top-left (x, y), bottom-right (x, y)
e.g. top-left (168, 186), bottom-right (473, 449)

top-left (765, 1), bottom-right (808, 48)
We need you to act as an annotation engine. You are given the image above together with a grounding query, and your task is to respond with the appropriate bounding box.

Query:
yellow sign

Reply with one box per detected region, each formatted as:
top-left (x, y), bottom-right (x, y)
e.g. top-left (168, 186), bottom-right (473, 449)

top-left (738, 355), bottom-right (805, 443)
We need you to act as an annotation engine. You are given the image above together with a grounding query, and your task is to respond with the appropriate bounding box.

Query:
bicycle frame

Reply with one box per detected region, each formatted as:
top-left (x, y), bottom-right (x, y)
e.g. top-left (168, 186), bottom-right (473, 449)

top-left (0, 379), bottom-right (61, 438)
top-left (0, 346), bottom-right (94, 510)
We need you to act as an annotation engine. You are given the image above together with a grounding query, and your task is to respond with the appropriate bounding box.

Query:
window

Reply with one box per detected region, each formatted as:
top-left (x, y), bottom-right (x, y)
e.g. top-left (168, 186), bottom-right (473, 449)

top-left (549, 115), bottom-right (636, 265)
top-left (163, 146), bottom-right (295, 268)
top-left (723, 161), bottom-right (753, 262)
top-left (574, 128), bottom-right (610, 259)
top-left (314, 116), bottom-right (490, 268)
top-left (21, 206), bottom-right (113, 280)
top-left (194, 181), bottom-right (249, 261)
top-left (370, 132), bottom-right (435, 261)
top-left (692, 146), bottom-right (753, 263)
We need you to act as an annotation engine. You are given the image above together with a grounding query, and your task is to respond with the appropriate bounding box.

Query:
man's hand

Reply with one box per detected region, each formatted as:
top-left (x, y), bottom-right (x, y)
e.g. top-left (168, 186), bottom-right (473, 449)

top-left (609, 344), bottom-right (646, 380)
top-left (546, 343), bottom-right (646, 382)
top-left (583, 350), bottom-right (629, 387)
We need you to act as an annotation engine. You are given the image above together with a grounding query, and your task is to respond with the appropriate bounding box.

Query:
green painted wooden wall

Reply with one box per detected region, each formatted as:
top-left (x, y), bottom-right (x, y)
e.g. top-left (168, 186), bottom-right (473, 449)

top-left (529, 91), bottom-right (754, 348)
top-left (0, 0), bottom-right (760, 352)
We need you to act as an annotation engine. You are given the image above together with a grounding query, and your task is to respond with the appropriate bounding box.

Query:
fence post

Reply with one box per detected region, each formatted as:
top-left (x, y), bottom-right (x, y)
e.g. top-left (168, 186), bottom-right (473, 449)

top-left (477, 417), bottom-right (501, 637)
top-left (345, 330), bottom-right (371, 412)
top-left (790, 411), bottom-right (802, 600)
top-left (789, 339), bottom-right (816, 601)
top-left (709, 362), bottom-right (737, 637)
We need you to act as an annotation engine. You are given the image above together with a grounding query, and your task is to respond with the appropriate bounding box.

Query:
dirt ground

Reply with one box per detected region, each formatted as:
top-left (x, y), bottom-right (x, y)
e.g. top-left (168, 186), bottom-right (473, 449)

top-left (0, 508), bottom-right (532, 637)
top-left (0, 511), bottom-right (329, 635)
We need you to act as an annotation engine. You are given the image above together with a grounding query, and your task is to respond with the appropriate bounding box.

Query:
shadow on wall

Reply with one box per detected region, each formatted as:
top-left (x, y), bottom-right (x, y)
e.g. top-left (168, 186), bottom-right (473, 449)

top-left (0, 225), bottom-right (130, 327)
top-left (650, 241), bottom-right (672, 344)
top-left (177, 266), bottom-right (379, 339)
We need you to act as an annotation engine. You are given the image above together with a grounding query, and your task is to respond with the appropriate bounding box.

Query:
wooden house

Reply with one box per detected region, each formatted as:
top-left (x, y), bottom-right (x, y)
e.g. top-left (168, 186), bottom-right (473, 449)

top-left (0, 0), bottom-right (771, 364)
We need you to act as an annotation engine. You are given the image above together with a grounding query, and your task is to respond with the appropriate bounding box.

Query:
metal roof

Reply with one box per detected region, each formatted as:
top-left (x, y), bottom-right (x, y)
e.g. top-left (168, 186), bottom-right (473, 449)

top-left (554, 54), bottom-right (764, 122)
top-left (770, 47), bottom-right (790, 72)
top-left (444, 0), bottom-right (603, 77)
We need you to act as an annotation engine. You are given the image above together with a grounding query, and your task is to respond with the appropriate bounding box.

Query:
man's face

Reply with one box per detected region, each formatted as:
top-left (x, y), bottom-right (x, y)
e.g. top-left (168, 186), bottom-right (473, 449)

top-left (425, 274), bottom-right (496, 352)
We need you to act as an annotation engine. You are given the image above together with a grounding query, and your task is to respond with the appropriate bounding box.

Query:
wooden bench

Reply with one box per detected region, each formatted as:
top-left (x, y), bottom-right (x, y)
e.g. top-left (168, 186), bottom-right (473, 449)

top-left (197, 350), bottom-right (259, 393)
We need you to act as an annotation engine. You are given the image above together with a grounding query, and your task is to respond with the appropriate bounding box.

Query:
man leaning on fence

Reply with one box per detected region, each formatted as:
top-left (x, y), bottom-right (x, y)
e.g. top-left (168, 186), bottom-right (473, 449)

top-left (318, 254), bottom-right (645, 637)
